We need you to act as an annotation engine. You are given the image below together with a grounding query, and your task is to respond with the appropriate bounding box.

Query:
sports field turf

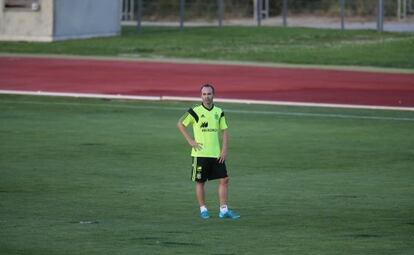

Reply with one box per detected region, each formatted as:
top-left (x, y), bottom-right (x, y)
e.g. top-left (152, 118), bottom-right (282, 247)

top-left (0, 95), bottom-right (413, 254)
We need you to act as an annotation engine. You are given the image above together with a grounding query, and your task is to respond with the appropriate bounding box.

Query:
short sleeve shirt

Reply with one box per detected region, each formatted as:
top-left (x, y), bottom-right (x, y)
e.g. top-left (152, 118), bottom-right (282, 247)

top-left (181, 104), bottom-right (228, 158)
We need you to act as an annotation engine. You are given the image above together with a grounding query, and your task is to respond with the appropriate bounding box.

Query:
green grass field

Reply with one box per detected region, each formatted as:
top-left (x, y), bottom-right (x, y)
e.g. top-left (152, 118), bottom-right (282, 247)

top-left (1, 94), bottom-right (413, 255)
top-left (1, 26), bottom-right (414, 69)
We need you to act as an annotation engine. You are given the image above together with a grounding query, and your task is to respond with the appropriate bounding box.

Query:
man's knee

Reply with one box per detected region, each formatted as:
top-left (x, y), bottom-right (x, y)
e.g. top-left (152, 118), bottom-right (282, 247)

top-left (220, 177), bottom-right (229, 185)
top-left (196, 181), bottom-right (205, 187)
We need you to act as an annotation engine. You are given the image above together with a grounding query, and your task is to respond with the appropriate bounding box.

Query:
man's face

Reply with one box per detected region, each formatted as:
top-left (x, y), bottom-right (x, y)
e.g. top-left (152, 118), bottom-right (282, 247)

top-left (201, 86), bottom-right (214, 106)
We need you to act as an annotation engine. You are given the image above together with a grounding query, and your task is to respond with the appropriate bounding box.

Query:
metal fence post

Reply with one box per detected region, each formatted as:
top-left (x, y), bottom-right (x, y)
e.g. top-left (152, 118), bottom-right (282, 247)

top-left (264, 0), bottom-right (269, 19)
top-left (180, 0), bottom-right (185, 30)
top-left (398, 0), bottom-right (401, 20)
top-left (257, 0), bottom-right (262, 26)
top-left (377, 0), bottom-right (384, 32)
top-left (340, 0), bottom-right (345, 30)
top-left (122, 0), bottom-right (133, 21)
top-left (122, 0), bottom-right (125, 20)
top-left (397, 0), bottom-right (409, 20)
top-left (218, 0), bottom-right (223, 27)
top-left (136, 0), bottom-right (142, 32)
top-left (282, 0), bottom-right (288, 27)
top-left (403, 0), bottom-right (407, 19)
top-left (130, 0), bottom-right (134, 20)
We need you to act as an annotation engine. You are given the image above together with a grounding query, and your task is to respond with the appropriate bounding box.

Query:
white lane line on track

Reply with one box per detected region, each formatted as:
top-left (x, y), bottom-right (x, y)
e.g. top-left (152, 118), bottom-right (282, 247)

top-left (1, 90), bottom-right (413, 112)
top-left (1, 91), bottom-right (414, 122)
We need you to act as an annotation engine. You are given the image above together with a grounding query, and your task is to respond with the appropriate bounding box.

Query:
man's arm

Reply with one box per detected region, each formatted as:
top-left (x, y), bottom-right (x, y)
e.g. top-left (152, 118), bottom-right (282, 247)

top-left (177, 121), bottom-right (202, 151)
top-left (218, 129), bottom-right (228, 163)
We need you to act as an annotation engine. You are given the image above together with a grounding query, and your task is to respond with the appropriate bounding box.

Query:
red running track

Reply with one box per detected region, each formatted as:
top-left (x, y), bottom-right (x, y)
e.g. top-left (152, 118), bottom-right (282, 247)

top-left (1, 56), bottom-right (414, 107)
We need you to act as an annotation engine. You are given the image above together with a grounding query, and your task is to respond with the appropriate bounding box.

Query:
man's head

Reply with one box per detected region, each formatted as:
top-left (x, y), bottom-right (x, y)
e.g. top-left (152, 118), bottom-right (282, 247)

top-left (200, 84), bottom-right (215, 108)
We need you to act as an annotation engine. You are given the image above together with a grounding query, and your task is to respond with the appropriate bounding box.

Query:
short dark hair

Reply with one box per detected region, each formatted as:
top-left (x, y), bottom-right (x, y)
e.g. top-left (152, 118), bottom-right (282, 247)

top-left (200, 84), bottom-right (215, 95)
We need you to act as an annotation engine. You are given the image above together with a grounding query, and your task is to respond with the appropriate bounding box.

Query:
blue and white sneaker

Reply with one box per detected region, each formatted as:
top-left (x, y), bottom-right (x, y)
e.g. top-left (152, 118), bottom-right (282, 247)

top-left (200, 210), bottom-right (210, 219)
top-left (219, 210), bottom-right (240, 219)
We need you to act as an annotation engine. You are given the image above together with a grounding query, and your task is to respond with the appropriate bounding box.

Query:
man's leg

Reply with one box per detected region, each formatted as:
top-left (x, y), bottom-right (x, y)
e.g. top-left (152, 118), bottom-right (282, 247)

top-left (218, 177), bottom-right (228, 206)
top-left (196, 181), bottom-right (209, 219)
top-left (196, 181), bottom-right (206, 207)
top-left (218, 177), bottom-right (240, 219)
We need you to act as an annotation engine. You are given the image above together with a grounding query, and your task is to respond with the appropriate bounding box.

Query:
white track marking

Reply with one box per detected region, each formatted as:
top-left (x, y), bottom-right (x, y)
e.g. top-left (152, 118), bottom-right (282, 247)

top-left (1, 90), bottom-right (413, 112)
top-left (163, 96), bottom-right (414, 112)
top-left (1, 90), bottom-right (414, 122)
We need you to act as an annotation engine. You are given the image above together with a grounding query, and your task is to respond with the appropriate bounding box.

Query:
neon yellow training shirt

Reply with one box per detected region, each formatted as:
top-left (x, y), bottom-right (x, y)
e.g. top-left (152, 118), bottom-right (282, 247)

top-left (181, 104), bottom-right (228, 158)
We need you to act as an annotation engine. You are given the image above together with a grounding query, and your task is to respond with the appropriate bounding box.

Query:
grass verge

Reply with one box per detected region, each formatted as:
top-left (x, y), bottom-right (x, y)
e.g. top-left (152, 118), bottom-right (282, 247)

top-left (1, 26), bottom-right (413, 69)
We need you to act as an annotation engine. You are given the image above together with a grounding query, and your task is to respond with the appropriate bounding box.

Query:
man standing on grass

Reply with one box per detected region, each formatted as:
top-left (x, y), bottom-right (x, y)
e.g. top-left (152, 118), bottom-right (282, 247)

top-left (177, 84), bottom-right (240, 220)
